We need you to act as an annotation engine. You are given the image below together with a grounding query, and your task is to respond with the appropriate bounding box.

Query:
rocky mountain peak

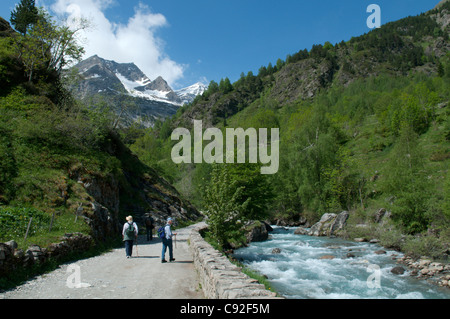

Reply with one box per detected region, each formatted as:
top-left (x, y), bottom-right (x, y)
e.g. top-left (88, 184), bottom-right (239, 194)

top-left (68, 55), bottom-right (206, 127)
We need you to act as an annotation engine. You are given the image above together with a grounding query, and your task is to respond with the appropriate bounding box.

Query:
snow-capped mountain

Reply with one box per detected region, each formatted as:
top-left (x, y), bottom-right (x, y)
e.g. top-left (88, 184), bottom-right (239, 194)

top-left (175, 82), bottom-right (208, 105)
top-left (69, 55), bottom-right (206, 127)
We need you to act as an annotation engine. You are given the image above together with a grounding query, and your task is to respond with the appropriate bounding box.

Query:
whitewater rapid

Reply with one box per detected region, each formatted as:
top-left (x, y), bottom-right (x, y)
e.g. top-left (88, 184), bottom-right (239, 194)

top-left (233, 226), bottom-right (449, 299)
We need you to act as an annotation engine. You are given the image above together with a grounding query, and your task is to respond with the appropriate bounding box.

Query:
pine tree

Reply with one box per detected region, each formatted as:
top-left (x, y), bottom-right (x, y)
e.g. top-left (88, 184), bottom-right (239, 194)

top-left (10, 0), bottom-right (39, 35)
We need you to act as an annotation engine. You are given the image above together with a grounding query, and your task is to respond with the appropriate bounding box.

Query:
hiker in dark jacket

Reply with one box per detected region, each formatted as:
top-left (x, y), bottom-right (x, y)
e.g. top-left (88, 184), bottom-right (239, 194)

top-left (122, 215), bottom-right (138, 258)
top-left (144, 213), bottom-right (154, 241)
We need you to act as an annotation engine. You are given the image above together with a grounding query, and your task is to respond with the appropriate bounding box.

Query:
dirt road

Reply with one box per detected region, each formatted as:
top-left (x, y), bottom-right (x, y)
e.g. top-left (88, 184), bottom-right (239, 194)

top-left (0, 223), bottom-right (205, 299)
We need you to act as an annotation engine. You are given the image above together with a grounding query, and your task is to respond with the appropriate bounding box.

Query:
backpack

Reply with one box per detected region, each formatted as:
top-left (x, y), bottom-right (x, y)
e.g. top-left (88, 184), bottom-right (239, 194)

top-left (125, 223), bottom-right (136, 237)
top-left (157, 226), bottom-right (165, 239)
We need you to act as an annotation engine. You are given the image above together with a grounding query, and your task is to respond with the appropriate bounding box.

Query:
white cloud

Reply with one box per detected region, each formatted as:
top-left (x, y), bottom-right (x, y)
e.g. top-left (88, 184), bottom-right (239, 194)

top-left (46, 0), bottom-right (184, 87)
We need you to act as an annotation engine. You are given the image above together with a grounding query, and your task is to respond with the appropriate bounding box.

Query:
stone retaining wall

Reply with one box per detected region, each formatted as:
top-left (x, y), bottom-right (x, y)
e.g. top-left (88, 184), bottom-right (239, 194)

top-left (0, 233), bottom-right (93, 278)
top-left (188, 224), bottom-right (281, 299)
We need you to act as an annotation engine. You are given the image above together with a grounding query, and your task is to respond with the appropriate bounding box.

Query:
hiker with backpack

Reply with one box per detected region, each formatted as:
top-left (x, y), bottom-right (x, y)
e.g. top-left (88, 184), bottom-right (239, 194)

top-left (122, 215), bottom-right (138, 258)
top-left (159, 217), bottom-right (177, 263)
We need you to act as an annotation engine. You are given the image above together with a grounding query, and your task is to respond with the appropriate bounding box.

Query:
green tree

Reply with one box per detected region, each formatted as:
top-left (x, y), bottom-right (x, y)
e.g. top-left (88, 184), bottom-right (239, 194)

top-left (383, 125), bottom-right (430, 234)
top-left (14, 8), bottom-right (88, 82)
top-left (219, 77), bottom-right (233, 94)
top-left (227, 163), bottom-right (274, 220)
top-left (10, 0), bottom-right (38, 35)
top-left (203, 165), bottom-right (249, 249)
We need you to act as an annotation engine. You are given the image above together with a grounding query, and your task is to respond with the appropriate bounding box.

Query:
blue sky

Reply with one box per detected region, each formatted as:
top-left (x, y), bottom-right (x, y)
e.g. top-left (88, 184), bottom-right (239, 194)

top-left (0, 0), bottom-right (441, 89)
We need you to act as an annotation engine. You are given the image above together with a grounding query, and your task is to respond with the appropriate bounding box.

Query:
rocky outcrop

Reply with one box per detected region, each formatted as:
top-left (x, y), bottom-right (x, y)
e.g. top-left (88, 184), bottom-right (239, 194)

top-left (294, 211), bottom-right (349, 237)
top-left (189, 224), bottom-right (281, 299)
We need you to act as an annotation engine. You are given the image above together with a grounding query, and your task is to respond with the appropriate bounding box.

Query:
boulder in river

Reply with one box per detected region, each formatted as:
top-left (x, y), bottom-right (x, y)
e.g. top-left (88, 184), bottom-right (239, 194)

top-left (319, 255), bottom-right (335, 260)
top-left (295, 211), bottom-right (349, 237)
top-left (391, 266), bottom-right (406, 275)
top-left (272, 248), bottom-right (282, 254)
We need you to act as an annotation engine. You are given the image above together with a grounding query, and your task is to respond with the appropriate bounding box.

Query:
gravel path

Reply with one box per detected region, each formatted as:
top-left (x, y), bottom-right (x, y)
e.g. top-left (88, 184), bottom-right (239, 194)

top-left (0, 223), bottom-right (205, 299)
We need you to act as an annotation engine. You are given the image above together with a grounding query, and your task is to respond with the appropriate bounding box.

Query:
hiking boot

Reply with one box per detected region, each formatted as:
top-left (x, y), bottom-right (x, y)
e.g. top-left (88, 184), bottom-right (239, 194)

top-left (170, 258), bottom-right (176, 262)
top-left (161, 259), bottom-right (167, 263)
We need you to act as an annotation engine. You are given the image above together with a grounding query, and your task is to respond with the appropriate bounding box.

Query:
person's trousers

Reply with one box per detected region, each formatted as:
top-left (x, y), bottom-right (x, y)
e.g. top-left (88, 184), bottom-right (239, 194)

top-left (124, 240), bottom-right (134, 257)
top-left (146, 227), bottom-right (153, 241)
top-left (161, 238), bottom-right (173, 261)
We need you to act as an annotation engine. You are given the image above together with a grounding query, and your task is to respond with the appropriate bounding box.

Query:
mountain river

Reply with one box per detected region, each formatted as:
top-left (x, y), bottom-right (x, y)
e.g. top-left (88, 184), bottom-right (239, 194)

top-left (233, 226), bottom-right (449, 299)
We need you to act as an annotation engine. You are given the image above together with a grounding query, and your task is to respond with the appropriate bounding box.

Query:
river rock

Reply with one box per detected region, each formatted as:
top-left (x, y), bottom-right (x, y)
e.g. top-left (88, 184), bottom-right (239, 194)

top-left (245, 220), bottom-right (270, 243)
top-left (418, 259), bottom-right (432, 268)
top-left (319, 255), bottom-right (335, 260)
top-left (374, 250), bottom-right (387, 255)
top-left (391, 266), bottom-right (406, 275)
top-left (294, 227), bottom-right (309, 235)
top-left (329, 211), bottom-right (349, 235)
top-left (354, 238), bottom-right (367, 242)
top-left (272, 248), bottom-right (282, 254)
top-left (297, 211), bottom-right (349, 237)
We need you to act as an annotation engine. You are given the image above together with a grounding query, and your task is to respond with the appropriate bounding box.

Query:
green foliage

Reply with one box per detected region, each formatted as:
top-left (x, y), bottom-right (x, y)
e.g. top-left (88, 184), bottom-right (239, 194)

top-left (0, 206), bottom-right (50, 241)
top-left (0, 125), bottom-right (18, 203)
top-left (203, 165), bottom-right (249, 249)
top-left (10, 0), bottom-right (38, 35)
top-left (219, 77), bottom-right (233, 94)
top-left (227, 163), bottom-right (274, 220)
top-left (382, 125), bottom-right (431, 234)
top-left (12, 8), bottom-right (87, 82)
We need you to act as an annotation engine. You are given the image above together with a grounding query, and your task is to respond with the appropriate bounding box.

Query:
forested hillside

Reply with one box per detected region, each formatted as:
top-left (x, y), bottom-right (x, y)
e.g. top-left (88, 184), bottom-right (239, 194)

top-left (129, 3), bottom-right (450, 255)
